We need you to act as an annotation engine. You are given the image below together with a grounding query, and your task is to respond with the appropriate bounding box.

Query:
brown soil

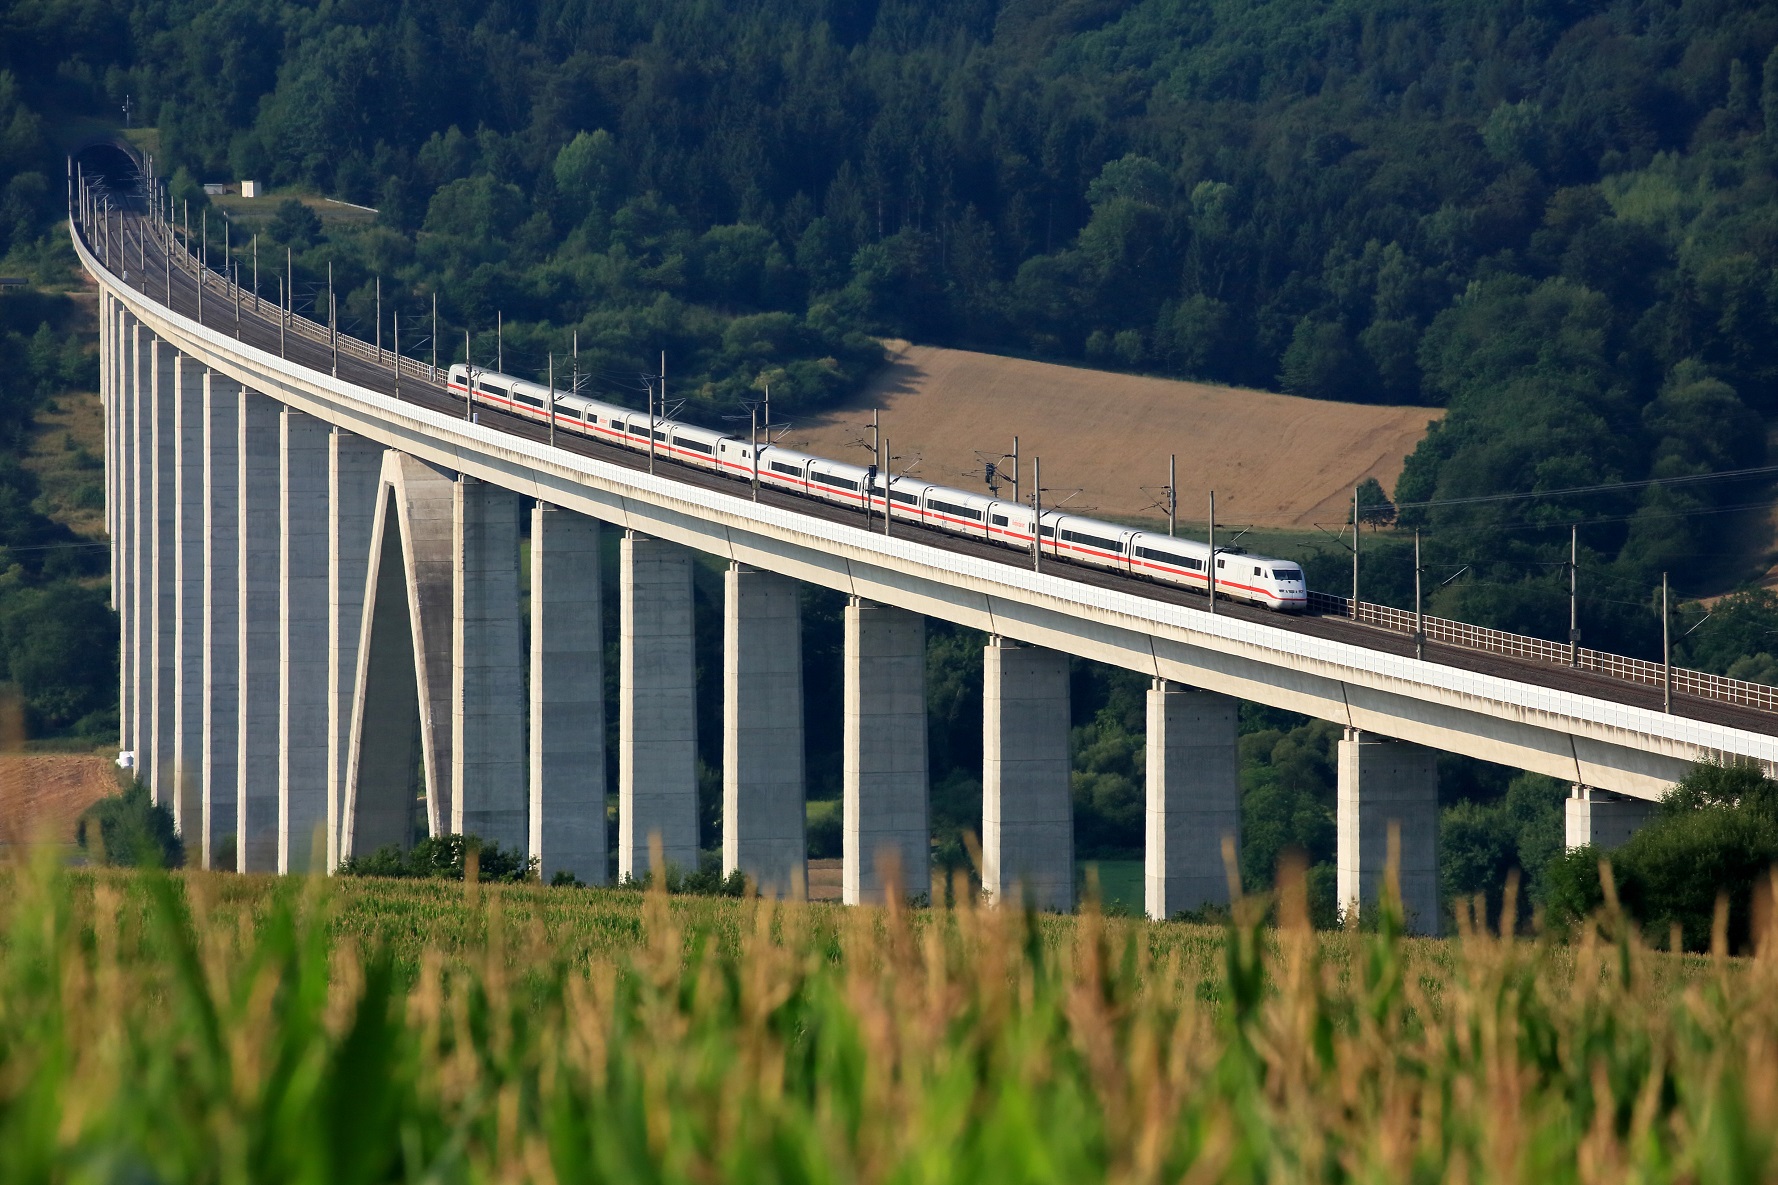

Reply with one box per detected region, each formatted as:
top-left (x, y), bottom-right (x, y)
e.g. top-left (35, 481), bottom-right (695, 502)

top-left (805, 857), bottom-right (843, 902)
top-left (0, 755), bottom-right (120, 847)
top-left (788, 343), bottom-right (1441, 528)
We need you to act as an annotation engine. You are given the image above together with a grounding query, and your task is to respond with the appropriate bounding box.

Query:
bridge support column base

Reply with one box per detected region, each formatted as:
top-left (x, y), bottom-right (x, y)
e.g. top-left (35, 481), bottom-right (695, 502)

top-left (236, 389), bottom-right (282, 873)
top-left (983, 638), bottom-right (1072, 911)
top-left (619, 532), bottom-right (699, 881)
top-left (723, 564), bottom-right (805, 896)
top-left (1145, 681), bottom-right (1240, 920)
top-left (279, 408), bottom-right (331, 874)
top-left (530, 506), bottom-right (606, 886)
top-left (200, 371), bottom-right (240, 869)
top-left (451, 476), bottom-right (525, 851)
top-left (1565, 785), bottom-right (1656, 851)
top-left (843, 599), bottom-right (929, 905)
top-left (171, 353), bottom-right (205, 843)
top-left (1337, 728), bottom-right (1440, 935)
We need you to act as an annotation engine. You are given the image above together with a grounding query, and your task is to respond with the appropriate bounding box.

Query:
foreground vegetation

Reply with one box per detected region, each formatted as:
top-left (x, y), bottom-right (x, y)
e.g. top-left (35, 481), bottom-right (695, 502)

top-left (3, 851), bottom-right (1777, 1182)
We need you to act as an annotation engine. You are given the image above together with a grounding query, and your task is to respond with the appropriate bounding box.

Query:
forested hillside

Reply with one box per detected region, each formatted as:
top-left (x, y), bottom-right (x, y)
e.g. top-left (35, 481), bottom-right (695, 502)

top-left (6, 0), bottom-right (1778, 658)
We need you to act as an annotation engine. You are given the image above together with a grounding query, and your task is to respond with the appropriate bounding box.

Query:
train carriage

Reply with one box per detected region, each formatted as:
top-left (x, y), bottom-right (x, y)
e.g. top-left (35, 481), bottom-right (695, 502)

top-left (445, 363), bottom-right (1309, 613)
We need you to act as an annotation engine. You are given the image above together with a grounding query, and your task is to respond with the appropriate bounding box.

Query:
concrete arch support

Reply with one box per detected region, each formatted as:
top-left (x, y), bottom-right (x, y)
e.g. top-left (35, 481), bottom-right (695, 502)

top-left (451, 476), bottom-right (525, 850)
top-left (530, 505), bottom-right (607, 885)
top-left (343, 450), bottom-right (457, 857)
top-left (236, 390), bottom-right (282, 871)
top-left (1144, 682), bottom-right (1240, 920)
top-left (619, 532), bottom-right (699, 880)
top-left (1337, 728), bottom-right (1440, 935)
top-left (328, 429), bottom-right (383, 870)
top-left (843, 599), bottom-right (929, 905)
top-left (723, 563), bottom-right (805, 895)
top-left (201, 371), bottom-right (240, 868)
top-left (983, 638), bottom-right (1072, 911)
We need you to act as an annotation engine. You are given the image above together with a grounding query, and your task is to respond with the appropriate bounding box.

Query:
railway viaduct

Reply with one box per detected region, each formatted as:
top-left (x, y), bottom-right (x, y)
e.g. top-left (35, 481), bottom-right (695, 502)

top-left (72, 162), bottom-right (1778, 933)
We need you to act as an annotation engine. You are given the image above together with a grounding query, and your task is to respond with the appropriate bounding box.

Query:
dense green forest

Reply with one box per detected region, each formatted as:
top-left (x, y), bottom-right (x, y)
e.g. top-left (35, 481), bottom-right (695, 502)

top-left (10, 0), bottom-right (1778, 912)
top-left (7, 0), bottom-right (1778, 650)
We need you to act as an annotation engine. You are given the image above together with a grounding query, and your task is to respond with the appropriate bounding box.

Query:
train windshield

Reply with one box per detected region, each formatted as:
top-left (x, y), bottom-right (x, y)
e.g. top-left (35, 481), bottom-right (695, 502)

top-left (1273, 568), bottom-right (1303, 582)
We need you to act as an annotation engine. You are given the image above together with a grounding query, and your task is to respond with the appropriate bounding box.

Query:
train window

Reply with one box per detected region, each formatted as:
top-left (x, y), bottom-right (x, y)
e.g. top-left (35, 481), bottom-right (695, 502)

top-left (678, 438), bottom-right (713, 455)
top-left (891, 489), bottom-right (917, 505)
top-left (1253, 566), bottom-right (1262, 577)
top-left (929, 499), bottom-right (982, 521)
top-left (1216, 558), bottom-right (1225, 568)
top-left (1039, 525), bottom-right (1054, 538)
top-left (1063, 529), bottom-right (1121, 552)
top-left (818, 472), bottom-right (859, 491)
top-left (991, 514), bottom-right (1009, 527)
top-left (1273, 568), bottom-right (1302, 582)
top-left (653, 428), bottom-right (669, 442)
top-left (514, 393), bottom-right (544, 409)
top-left (1139, 546), bottom-right (1196, 569)
top-left (770, 462), bottom-right (802, 477)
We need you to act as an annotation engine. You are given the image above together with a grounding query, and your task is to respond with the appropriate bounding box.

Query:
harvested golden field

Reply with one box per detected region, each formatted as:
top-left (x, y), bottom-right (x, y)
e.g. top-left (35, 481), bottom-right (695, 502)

top-left (0, 754), bottom-right (118, 846)
top-left (791, 343), bottom-right (1440, 528)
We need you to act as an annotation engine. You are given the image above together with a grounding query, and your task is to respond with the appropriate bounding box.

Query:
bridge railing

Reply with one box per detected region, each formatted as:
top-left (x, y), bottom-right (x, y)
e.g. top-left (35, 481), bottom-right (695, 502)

top-left (150, 217), bottom-right (440, 389)
top-left (104, 211), bottom-right (1778, 720)
top-left (1308, 590), bottom-right (1778, 713)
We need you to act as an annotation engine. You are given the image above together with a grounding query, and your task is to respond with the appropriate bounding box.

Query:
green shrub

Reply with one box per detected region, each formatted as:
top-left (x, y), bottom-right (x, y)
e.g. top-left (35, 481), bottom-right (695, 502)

top-left (338, 834), bottom-right (536, 883)
top-left (76, 781), bottom-right (184, 869)
top-left (1542, 762), bottom-right (1778, 951)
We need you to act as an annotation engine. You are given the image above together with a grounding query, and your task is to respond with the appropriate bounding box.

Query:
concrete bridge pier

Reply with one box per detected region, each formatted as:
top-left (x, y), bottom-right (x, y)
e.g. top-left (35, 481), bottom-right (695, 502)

top-left (529, 505), bottom-right (607, 885)
top-left (722, 563), bottom-right (805, 895)
top-left (200, 371), bottom-right (240, 868)
top-left (170, 355), bottom-right (204, 839)
top-left (982, 638), bottom-right (1072, 910)
top-left (279, 408), bottom-right (331, 873)
top-left (619, 531), bottom-right (699, 880)
top-left (1337, 728), bottom-right (1440, 934)
top-left (147, 337), bottom-right (175, 803)
top-left (327, 429), bottom-right (382, 870)
top-left (1144, 681), bottom-right (1240, 920)
top-left (843, 598), bottom-right (930, 904)
top-left (236, 389), bottom-right (282, 872)
top-left (119, 314), bottom-right (140, 765)
top-left (1565, 786), bottom-right (1657, 851)
top-left (451, 476), bottom-right (526, 852)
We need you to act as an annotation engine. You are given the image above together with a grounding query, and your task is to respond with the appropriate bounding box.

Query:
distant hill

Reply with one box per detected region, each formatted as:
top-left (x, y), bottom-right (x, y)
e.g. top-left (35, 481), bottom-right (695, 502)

top-left (790, 344), bottom-right (1437, 529)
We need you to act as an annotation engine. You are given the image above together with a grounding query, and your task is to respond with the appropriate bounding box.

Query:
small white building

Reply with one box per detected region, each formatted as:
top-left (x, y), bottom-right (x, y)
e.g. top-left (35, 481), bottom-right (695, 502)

top-left (202, 182), bottom-right (226, 196)
top-left (240, 180), bottom-right (261, 198)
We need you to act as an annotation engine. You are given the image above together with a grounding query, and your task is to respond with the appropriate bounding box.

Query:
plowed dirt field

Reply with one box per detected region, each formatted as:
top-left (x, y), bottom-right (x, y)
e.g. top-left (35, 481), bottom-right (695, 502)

top-left (789, 344), bottom-right (1440, 528)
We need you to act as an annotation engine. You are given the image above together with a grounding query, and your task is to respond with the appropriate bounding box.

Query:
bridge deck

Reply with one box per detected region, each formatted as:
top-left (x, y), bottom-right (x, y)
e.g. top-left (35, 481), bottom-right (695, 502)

top-left (110, 211), bottom-right (1778, 740)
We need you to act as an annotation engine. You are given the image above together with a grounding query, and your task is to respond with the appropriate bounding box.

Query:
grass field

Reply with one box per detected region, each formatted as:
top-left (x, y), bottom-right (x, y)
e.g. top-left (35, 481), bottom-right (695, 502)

top-left (1, 853), bottom-right (1772, 1182)
top-left (791, 343), bottom-right (1440, 530)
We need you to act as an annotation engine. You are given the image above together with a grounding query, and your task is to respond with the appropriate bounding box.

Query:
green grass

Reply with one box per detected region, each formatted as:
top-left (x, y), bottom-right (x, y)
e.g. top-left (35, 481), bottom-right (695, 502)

top-left (0, 854), bottom-right (1768, 1182)
top-left (1078, 857), bottom-right (1143, 913)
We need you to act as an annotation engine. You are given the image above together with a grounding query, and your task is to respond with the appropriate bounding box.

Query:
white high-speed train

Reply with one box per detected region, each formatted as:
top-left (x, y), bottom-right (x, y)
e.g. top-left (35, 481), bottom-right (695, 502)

top-left (446, 365), bottom-right (1310, 611)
